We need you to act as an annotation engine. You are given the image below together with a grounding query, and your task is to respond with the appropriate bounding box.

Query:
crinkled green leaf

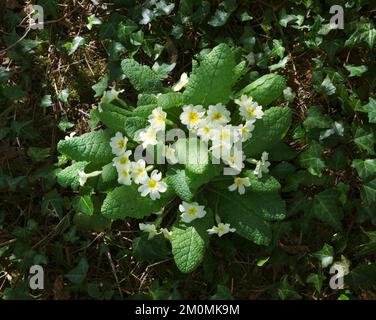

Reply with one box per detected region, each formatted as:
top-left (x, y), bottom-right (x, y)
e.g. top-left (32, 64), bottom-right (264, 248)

top-left (57, 161), bottom-right (88, 188)
top-left (101, 184), bottom-right (173, 220)
top-left (57, 129), bottom-right (113, 165)
top-left (244, 107), bottom-right (292, 158)
top-left (121, 58), bottom-right (163, 93)
top-left (238, 74), bottom-right (286, 107)
top-left (183, 43), bottom-right (237, 107)
top-left (206, 172), bottom-right (286, 245)
top-left (171, 212), bottom-right (213, 273)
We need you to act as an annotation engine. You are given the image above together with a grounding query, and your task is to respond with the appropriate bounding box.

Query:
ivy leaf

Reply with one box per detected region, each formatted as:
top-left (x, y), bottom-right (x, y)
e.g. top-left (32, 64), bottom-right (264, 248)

top-left (73, 195), bottom-right (94, 216)
top-left (121, 58), bottom-right (163, 93)
top-left (312, 244), bottom-right (334, 268)
top-left (171, 212), bottom-right (213, 273)
top-left (363, 98), bottom-right (376, 124)
top-left (303, 106), bottom-right (332, 130)
top-left (345, 64), bottom-right (368, 77)
top-left (57, 129), bottom-right (113, 165)
top-left (183, 43), bottom-right (237, 107)
top-left (208, 0), bottom-right (237, 27)
top-left (320, 77), bottom-right (336, 96)
top-left (269, 56), bottom-right (289, 71)
top-left (361, 179), bottom-right (376, 204)
top-left (66, 258), bottom-right (89, 285)
top-left (63, 36), bottom-right (85, 56)
top-left (345, 20), bottom-right (376, 48)
top-left (354, 127), bottom-right (375, 154)
top-left (133, 234), bottom-right (170, 262)
top-left (307, 189), bottom-right (343, 230)
top-left (40, 95), bottom-right (52, 108)
top-left (92, 75), bottom-right (109, 98)
top-left (352, 159), bottom-right (376, 180)
top-left (298, 141), bottom-right (326, 176)
top-left (57, 89), bottom-right (69, 104)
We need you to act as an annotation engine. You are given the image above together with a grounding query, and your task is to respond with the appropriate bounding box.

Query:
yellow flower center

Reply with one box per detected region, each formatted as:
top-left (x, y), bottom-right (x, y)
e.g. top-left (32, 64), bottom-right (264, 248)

top-left (213, 112), bottom-right (222, 121)
top-left (148, 179), bottom-right (157, 189)
top-left (119, 156), bottom-right (128, 164)
top-left (221, 131), bottom-right (229, 140)
top-left (137, 168), bottom-right (144, 176)
top-left (241, 127), bottom-right (248, 135)
top-left (218, 226), bottom-right (225, 233)
top-left (235, 178), bottom-right (243, 186)
top-left (247, 108), bottom-right (255, 117)
top-left (121, 169), bottom-right (129, 177)
top-left (156, 113), bottom-right (164, 122)
top-left (117, 139), bottom-right (125, 149)
top-left (188, 112), bottom-right (199, 123)
top-left (187, 207), bottom-right (198, 216)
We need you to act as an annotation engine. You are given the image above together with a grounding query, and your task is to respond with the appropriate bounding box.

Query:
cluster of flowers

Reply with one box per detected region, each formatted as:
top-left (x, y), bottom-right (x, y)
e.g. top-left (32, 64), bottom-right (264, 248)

top-left (78, 94), bottom-right (272, 238)
top-left (140, 201), bottom-right (236, 239)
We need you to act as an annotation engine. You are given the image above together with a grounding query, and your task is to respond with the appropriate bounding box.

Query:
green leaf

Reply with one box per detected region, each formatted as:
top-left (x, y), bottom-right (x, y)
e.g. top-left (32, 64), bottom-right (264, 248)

top-left (57, 89), bottom-right (69, 104)
top-left (57, 129), bottom-right (113, 165)
top-left (354, 127), bottom-right (375, 154)
top-left (298, 141), bottom-right (326, 176)
top-left (167, 169), bottom-right (195, 202)
top-left (157, 92), bottom-right (184, 110)
top-left (243, 107), bottom-right (292, 158)
top-left (101, 184), bottom-right (173, 220)
top-left (313, 243), bottom-right (334, 268)
top-left (97, 103), bottom-right (146, 138)
top-left (57, 161), bottom-right (88, 188)
top-left (27, 147), bottom-right (50, 162)
top-left (40, 95), bottom-right (52, 108)
top-left (206, 172), bottom-right (286, 245)
top-left (183, 43), bottom-right (237, 107)
top-left (121, 58), bottom-right (163, 93)
top-left (361, 179), bottom-right (376, 204)
top-left (238, 74), bottom-right (286, 107)
top-left (174, 137), bottom-right (210, 175)
top-left (320, 77), bottom-right (336, 96)
top-left (352, 159), bottom-right (376, 180)
top-left (306, 273), bottom-right (325, 293)
top-left (66, 258), bottom-right (89, 285)
top-left (208, 0), bottom-right (237, 27)
top-left (133, 234), bottom-right (170, 262)
top-left (92, 75), bottom-right (109, 98)
top-left (171, 213), bottom-right (213, 273)
top-left (345, 19), bottom-right (376, 48)
top-left (363, 98), bottom-right (376, 124)
top-left (73, 195), bottom-right (94, 216)
top-left (303, 106), bottom-right (332, 130)
top-left (307, 189), bottom-right (343, 230)
top-left (63, 36), bottom-right (85, 55)
top-left (349, 263), bottom-right (376, 289)
top-left (345, 64), bottom-right (368, 77)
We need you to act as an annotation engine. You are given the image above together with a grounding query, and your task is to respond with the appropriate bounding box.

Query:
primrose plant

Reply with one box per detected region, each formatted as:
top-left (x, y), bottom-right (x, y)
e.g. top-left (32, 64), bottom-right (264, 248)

top-left (57, 44), bottom-right (292, 272)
